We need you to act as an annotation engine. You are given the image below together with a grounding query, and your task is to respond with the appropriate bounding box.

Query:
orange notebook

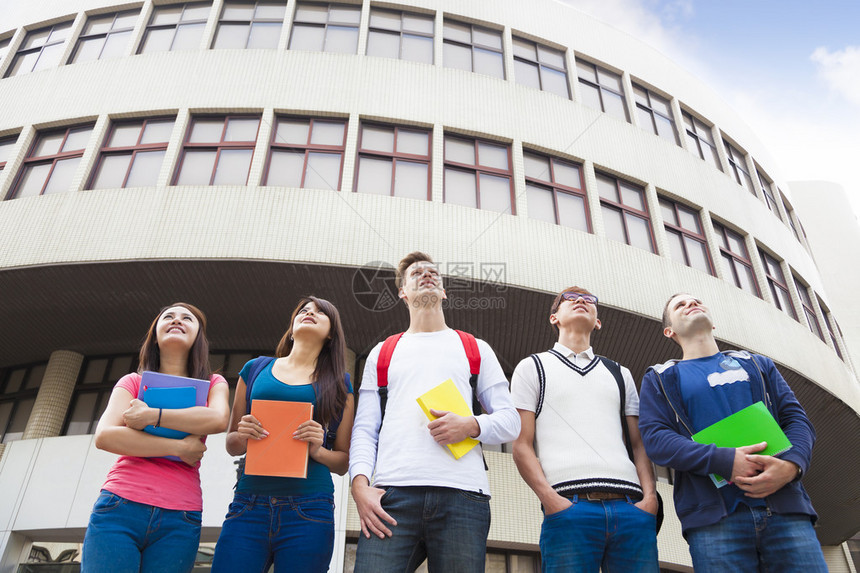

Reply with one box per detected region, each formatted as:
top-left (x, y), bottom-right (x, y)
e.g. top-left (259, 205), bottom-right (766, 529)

top-left (245, 400), bottom-right (313, 478)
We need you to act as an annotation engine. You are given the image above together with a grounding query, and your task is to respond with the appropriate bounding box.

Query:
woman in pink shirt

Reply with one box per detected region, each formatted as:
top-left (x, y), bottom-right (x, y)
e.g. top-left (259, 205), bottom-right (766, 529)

top-left (81, 303), bottom-right (230, 573)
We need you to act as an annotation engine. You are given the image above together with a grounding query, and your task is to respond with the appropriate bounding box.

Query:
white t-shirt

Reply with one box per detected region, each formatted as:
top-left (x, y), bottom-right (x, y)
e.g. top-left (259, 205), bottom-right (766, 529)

top-left (349, 329), bottom-right (520, 495)
top-left (511, 344), bottom-right (642, 496)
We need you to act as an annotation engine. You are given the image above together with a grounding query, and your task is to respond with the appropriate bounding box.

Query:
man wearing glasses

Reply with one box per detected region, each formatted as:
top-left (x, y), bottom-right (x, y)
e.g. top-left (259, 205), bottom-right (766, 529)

top-left (511, 287), bottom-right (659, 572)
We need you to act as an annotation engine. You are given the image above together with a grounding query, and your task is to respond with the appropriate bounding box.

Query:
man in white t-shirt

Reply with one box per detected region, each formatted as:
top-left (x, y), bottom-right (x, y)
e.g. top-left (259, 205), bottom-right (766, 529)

top-left (511, 286), bottom-right (658, 572)
top-left (349, 252), bottom-right (520, 572)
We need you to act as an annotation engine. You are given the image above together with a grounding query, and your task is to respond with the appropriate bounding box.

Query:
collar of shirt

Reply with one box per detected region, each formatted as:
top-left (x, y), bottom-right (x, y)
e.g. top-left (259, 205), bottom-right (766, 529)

top-left (552, 343), bottom-right (595, 367)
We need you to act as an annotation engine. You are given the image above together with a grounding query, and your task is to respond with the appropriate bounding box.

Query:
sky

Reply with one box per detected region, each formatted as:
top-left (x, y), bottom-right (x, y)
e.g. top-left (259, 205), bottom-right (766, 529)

top-left (558, 0), bottom-right (860, 219)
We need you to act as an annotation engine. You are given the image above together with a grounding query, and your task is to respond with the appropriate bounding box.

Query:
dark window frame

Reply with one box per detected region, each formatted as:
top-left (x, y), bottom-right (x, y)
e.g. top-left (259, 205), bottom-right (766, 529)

top-left (88, 116), bottom-right (175, 189)
top-left (289, 2), bottom-right (362, 54)
top-left (755, 168), bottom-right (781, 216)
top-left (4, 21), bottom-right (74, 78)
top-left (263, 114), bottom-right (347, 190)
top-left (211, 1), bottom-right (286, 50)
top-left (443, 134), bottom-right (514, 213)
top-left (0, 362), bottom-right (47, 444)
top-left (759, 249), bottom-right (798, 319)
top-left (818, 299), bottom-right (845, 361)
top-left (0, 133), bottom-right (20, 171)
top-left (681, 110), bottom-right (722, 171)
top-left (793, 276), bottom-right (824, 341)
top-left (442, 19), bottom-right (505, 79)
top-left (69, 9), bottom-right (140, 63)
top-left (6, 123), bottom-right (95, 200)
top-left (512, 35), bottom-right (570, 98)
top-left (366, 7), bottom-right (434, 63)
top-left (523, 151), bottom-right (590, 231)
top-left (723, 139), bottom-right (755, 196)
top-left (138, 2), bottom-right (212, 54)
top-left (61, 354), bottom-right (136, 436)
top-left (633, 82), bottom-right (679, 144)
top-left (659, 196), bottom-right (714, 274)
top-left (780, 191), bottom-right (806, 243)
top-left (596, 171), bottom-right (655, 252)
top-left (576, 60), bottom-right (629, 121)
top-left (354, 122), bottom-right (432, 199)
top-left (712, 222), bottom-right (761, 297)
top-left (173, 114), bottom-right (261, 186)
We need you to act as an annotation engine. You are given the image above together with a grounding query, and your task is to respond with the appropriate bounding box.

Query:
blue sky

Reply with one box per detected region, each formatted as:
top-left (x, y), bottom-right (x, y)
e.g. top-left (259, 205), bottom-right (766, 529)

top-left (559, 0), bottom-right (860, 218)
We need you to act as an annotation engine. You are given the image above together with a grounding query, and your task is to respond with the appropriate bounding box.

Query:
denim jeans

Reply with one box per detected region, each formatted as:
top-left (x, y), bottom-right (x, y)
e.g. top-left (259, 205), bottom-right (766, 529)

top-left (354, 486), bottom-right (491, 573)
top-left (687, 506), bottom-right (827, 572)
top-left (81, 490), bottom-right (201, 573)
top-left (210, 492), bottom-right (335, 573)
top-left (539, 495), bottom-right (658, 573)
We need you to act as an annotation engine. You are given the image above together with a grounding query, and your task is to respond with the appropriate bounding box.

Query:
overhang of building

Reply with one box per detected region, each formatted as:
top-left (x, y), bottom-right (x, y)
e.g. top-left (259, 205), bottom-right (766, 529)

top-left (1, 259), bottom-right (858, 543)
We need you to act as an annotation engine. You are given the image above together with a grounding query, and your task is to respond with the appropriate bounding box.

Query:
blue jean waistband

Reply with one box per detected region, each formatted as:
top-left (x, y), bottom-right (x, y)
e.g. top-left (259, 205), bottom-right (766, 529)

top-left (232, 492), bottom-right (333, 507)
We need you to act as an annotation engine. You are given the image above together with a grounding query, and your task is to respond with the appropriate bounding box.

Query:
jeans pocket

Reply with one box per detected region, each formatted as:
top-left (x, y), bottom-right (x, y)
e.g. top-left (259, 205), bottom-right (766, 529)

top-left (92, 491), bottom-right (124, 514)
top-left (626, 499), bottom-right (657, 520)
top-left (224, 500), bottom-right (252, 522)
top-left (295, 497), bottom-right (334, 524)
top-left (456, 489), bottom-right (491, 505)
top-left (182, 510), bottom-right (202, 526)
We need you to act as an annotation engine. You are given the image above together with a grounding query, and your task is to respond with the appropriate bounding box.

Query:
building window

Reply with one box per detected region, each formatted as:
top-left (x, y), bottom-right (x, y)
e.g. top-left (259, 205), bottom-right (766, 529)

top-left (70, 10), bottom-right (140, 64)
top-left (7, 124), bottom-right (94, 200)
top-left (681, 111), bottom-right (722, 171)
top-left (793, 277), bottom-right (824, 341)
top-left (0, 36), bottom-right (12, 64)
top-left (5, 22), bottom-right (73, 77)
top-left (755, 168), bottom-right (781, 216)
top-left (62, 355), bottom-right (135, 436)
top-left (659, 197), bottom-right (712, 274)
top-left (512, 36), bottom-right (569, 98)
top-left (819, 300), bottom-right (845, 361)
top-left (781, 192), bottom-right (806, 243)
top-left (0, 363), bottom-right (46, 444)
top-left (724, 140), bottom-right (755, 195)
top-left (89, 118), bottom-right (175, 189)
top-left (595, 172), bottom-right (654, 252)
top-left (139, 2), bottom-right (211, 54)
top-left (712, 222), bottom-right (759, 296)
top-left (289, 3), bottom-right (361, 54)
top-left (523, 151), bottom-right (588, 231)
top-left (355, 123), bottom-right (431, 199)
top-left (759, 249), bottom-right (797, 319)
top-left (366, 8), bottom-right (433, 64)
top-left (576, 60), bottom-right (628, 122)
top-left (212, 1), bottom-right (285, 50)
top-left (444, 136), bottom-right (513, 213)
top-left (264, 116), bottom-right (346, 190)
top-left (174, 115), bottom-right (260, 185)
top-left (633, 83), bottom-right (678, 144)
top-left (0, 134), bottom-right (19, 171)
top-left (443, 20), bottom-right (504, 79)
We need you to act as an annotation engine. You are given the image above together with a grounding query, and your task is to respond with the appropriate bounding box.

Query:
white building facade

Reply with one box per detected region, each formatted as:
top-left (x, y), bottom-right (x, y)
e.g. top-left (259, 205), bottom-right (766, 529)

top-left (1, 0), bottom-right (858, 571)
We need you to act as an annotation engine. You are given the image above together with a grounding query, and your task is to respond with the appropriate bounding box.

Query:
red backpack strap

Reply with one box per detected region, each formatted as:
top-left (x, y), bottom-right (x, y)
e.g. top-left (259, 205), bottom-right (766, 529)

top-left (376, 333), bottom-right (404, 428)
top-left (455, 330), bottom-right (482, 416)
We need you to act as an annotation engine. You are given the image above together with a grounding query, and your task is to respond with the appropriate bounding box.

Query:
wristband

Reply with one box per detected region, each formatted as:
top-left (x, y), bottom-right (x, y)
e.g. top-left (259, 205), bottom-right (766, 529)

top-left (155, 408), bottom-right (163, 428)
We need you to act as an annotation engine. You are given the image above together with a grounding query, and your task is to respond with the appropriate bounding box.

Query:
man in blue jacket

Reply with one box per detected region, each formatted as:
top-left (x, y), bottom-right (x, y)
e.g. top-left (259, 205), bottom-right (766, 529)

top-left (639, 293), bottom-right (827, 572)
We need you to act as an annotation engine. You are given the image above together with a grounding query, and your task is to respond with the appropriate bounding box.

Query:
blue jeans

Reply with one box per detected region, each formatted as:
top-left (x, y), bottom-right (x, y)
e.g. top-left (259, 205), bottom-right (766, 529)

top-left (81, 490), bottom-right (201, 573)
top-left (687, 506), bottom-right (827, 572)
top-left (539, 495), bottom-right (658, 573)
top-left (354, 486), bottom-right (491, 573)
top-left (210, 492), bottom-right (335, 573)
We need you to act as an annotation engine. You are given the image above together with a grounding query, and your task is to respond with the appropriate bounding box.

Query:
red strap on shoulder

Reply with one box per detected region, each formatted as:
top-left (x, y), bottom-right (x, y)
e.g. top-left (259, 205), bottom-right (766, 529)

top-left (455, 330), bottom-right (481, 375)
top-left (377, 333), bottom-right (405, 388)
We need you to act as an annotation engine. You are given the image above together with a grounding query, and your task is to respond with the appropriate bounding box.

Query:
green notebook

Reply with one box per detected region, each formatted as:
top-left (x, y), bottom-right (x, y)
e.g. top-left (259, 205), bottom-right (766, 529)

top-left (691, 401), bottom-right (792, 488)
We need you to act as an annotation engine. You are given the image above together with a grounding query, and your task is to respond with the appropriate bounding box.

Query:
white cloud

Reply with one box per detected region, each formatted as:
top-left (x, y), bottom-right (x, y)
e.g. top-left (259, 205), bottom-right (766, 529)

top-left (810, 46), bottom-right (860, 107)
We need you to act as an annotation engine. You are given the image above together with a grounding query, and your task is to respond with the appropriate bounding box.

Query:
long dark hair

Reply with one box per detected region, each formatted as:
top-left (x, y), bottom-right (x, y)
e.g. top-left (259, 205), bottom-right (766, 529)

top-left (275, 296), bottom-right (347, 428)
top-left (138, 302), bottom-right (212, 380)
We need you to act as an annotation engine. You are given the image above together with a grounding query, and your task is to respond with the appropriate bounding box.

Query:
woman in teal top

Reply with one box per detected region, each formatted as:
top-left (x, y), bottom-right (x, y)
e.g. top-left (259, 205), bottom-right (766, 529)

top-left (211, 296), bottom-right (354, 573)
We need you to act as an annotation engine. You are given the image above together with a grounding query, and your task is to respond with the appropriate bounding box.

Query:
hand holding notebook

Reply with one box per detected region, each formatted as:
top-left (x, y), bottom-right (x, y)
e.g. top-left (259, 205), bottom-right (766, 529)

top-left (416, 379), bottom-right (480, 459)
top-left (245, 400), bottom-right (313, 478)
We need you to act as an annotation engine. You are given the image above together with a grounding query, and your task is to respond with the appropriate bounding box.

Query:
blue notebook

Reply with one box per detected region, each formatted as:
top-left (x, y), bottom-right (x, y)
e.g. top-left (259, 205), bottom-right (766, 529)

top-left (142, 386), bottom-right (196, 440)
top-left (138, 371), bottom-right (210, 406)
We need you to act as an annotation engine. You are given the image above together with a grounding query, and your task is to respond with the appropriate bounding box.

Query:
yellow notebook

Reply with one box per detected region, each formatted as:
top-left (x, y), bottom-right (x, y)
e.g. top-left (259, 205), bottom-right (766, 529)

top-left (416, 379), bottom-right (480, 459)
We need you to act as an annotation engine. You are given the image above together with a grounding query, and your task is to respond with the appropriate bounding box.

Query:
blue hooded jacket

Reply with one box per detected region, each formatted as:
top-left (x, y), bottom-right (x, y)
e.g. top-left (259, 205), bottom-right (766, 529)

top-left (638, 350), bottom-right (817, 536)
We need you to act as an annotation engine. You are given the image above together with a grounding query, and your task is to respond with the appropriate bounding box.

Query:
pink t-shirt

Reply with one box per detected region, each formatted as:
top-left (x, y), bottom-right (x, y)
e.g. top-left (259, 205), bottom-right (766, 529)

top-left (100, 372), bottom-right (227, 511)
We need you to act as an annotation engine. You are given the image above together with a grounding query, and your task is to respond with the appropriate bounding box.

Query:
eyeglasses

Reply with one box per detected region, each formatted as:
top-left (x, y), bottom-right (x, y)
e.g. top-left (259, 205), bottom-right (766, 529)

top-left (561, 292), bottom-right (598, 305)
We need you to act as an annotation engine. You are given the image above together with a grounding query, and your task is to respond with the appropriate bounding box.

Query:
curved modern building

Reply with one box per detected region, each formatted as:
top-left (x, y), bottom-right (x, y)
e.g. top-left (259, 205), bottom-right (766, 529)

top-left (1, 0), bottom-right (858, 571)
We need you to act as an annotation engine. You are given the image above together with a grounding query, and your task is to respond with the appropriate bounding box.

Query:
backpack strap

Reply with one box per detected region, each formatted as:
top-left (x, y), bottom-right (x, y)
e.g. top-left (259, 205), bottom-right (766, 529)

top-left (530, 354), bottom-right (546, 419)
top-left (376, 333), bottom-right (405, 429)
top-left (598, 356), bottom-right (634, 461)
top-left (244, 356), bottom-right (276, 415)
top-left (454, 330), bottom-right (482, 417)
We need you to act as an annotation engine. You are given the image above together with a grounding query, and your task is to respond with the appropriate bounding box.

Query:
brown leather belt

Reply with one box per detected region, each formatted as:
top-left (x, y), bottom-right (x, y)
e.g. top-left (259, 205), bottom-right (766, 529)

top-left (582, 492), bottom-right (627, 501)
